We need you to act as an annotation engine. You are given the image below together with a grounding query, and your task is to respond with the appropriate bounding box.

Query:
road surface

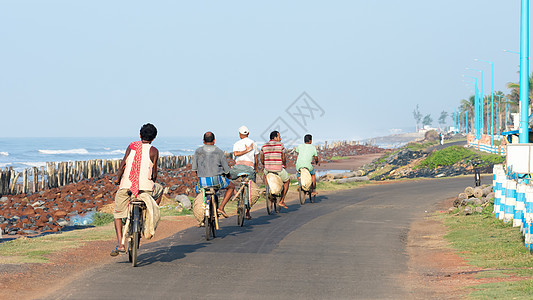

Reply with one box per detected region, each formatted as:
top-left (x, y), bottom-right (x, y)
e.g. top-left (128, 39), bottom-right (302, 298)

top-left (48, 176), bottom-right (478, 300)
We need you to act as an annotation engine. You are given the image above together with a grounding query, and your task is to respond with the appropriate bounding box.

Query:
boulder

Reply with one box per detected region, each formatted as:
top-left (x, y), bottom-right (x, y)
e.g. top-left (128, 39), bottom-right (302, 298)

top-left (175, 194), bottom-right (191, 210)
top-left (464, 206), bottom-right (473, 215)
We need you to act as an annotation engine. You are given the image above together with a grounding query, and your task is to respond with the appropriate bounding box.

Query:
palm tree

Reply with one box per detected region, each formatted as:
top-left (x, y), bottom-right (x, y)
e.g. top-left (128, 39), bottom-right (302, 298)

top-left (506, 70), bottom-right (533, 108)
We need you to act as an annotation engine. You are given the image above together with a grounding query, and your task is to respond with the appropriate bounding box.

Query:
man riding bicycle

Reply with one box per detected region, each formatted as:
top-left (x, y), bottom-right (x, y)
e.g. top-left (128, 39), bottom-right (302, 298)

top-left (219, 125), bottom-right (259, 219)
top-left (111, 123), bottom-right (163, 256)
top-left (296, 134), bottom-right (320, 196)
top-left (260, 130), bottom-right (290, 209)
top-left (191, 131), bottom-right (235, 219)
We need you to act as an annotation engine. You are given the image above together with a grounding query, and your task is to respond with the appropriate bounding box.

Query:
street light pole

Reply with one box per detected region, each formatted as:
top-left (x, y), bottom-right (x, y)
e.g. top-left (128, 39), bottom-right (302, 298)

top-left (519, 0), bottom-right (529, 143)
top-left (466, 68), bottom-right (484, 137)
top-left (475, 59), bottom-right (494, 149)
top-left (464, 75), bottom-right (480, 139)
top-left (495, 94), bottom-right (503, 136)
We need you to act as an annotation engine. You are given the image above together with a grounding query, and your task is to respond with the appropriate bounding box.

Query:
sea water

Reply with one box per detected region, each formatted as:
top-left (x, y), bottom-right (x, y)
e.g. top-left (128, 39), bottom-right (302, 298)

top-left (0, 136), bottom-right (237, 172)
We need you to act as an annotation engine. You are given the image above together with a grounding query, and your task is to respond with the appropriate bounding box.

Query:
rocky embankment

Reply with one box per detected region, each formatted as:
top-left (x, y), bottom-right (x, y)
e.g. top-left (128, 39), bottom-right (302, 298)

top-left (0, 143), bottom-right (385, 236)
top-left (361, 145), bottom-right (495, 181)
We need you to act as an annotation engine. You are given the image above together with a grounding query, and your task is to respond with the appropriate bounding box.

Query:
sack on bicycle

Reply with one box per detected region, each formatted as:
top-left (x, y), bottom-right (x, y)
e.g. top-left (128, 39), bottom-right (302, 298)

top-left (193, 191), bottom-right (207, 224)
top-left (249, 180), bottom-right (260, 207)
top-left (299, 168), bottom-right (312, 192)
top-left (136, 192), bottom-right (161, 239)
top-left (266, 173), bottom-right (283, 196)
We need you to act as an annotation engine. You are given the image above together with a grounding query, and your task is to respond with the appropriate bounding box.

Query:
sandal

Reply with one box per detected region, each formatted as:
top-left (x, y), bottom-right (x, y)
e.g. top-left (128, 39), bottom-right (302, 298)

top-left (246, 215), bottom-right (253, 220)
top-left (217, 209), bottom-right (229, 218)
top-left (279, 203), bottom-right (288, 209)
top-left (110, 246), bottom-right (125, 257)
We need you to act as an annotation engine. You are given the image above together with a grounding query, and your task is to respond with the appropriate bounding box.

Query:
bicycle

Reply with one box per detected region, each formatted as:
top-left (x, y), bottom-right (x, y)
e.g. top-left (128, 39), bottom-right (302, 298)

top-left (297, 168), bottom-right (315, 205)
top-left (203, 187), bottom-right (219, 241)
top-left (121, 191), bottom-right (146, 267)
top-left (230, 173), bottom-right (252, 226)
top-left (264, 174), bottom-right (282, 215)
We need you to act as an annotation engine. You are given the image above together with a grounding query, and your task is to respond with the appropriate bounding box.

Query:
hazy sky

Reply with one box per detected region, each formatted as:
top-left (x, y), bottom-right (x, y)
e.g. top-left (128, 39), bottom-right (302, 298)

top-left (0, 1), bottom-right (527, 142)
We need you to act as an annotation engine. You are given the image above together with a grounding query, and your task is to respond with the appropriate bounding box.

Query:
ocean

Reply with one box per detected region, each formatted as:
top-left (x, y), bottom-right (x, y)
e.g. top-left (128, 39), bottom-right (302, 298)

top-left (0, 134), bottom-right (416, 173)
top-left (0, 136), bottom-right (237, 172)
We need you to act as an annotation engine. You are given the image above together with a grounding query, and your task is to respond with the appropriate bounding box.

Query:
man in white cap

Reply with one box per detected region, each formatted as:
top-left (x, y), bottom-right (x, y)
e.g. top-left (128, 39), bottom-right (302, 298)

top-left (218, 125), bottom-right (259, 219)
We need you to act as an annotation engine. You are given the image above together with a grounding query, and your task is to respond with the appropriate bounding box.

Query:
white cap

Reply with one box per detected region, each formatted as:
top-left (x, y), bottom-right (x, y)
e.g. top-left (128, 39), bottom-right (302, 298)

top-left (238, 126), bottom-right (249, 135)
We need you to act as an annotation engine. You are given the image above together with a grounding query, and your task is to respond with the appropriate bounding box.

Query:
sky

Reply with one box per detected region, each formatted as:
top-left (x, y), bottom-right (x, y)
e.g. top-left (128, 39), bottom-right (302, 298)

top-left (0, 1), bottom-right (528, 143)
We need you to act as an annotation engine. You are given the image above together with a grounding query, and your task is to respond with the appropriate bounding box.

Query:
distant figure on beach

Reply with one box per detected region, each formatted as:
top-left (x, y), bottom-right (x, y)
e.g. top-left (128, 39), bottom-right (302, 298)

top-left (110, 123), bottom-right (162, 257)
top-left (191, 131), bottom-right (235, 218)
top-left (219, 125), bottom-right (259, 219)
top-left (261, 130), bottom-right (290, 209)
top-left (295, 134), bottom-right (320, 196)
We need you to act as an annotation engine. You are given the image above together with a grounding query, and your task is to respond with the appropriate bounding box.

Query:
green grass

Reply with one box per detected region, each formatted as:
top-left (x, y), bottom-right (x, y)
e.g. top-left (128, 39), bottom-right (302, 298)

top-left (405, 141), bottom-right (438, 151)
top-left (160, 204), bottom-right (193, 217)
top-left (0, 226), bottom-right (115, 264)
top-left (316, 180), bottom-right (369, 191)
top-left (441, 203), bottom-right (533, 298)
top-left (416, 146), bottom-right (505, 169)
top-left (329, 156), bottom-right (350, 160)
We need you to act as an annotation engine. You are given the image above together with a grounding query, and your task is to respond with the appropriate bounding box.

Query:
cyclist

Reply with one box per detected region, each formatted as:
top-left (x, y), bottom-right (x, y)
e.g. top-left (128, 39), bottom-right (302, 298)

top-left (191, 131), bottom-right (235, 219)
top-left (295, 134), bottom-right (320, 196)
top-left (222, 125), bottom-right (259, 219)
top-left (260, 130), bottom-right (290, 209)
top-left (111, 123), bottom-right (163, 256)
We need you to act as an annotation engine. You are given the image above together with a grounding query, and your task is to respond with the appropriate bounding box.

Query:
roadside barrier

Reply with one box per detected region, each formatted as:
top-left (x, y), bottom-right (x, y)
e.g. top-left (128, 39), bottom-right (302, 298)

top-left (492, 164), bottom-right (533, 250)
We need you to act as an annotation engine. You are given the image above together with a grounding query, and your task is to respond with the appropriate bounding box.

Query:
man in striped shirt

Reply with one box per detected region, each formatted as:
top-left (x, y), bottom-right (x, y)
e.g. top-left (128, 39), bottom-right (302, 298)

top-left (260, 130), bottom-right (290, 208)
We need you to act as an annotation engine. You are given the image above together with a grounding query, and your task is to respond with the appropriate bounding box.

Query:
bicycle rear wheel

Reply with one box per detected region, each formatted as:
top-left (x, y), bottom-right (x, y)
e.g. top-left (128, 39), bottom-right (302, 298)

top-left (265, 184), bottom-right (272, 215)
top-left (237, 189), bottom-right (245, 227)
top-left (204, 214), bottom-right (211, 241)
top-left (131, 205), bottom-right (140, 267)
top-left (298, 182), bottom-right (305, 205)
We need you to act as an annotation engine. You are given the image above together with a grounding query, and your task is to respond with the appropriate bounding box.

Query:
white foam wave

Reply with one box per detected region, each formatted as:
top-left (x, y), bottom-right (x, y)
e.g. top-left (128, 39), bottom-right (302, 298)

top-left (0, 152), bottom-right (8, 156)
top-left (21, 161), bottom-right (47, 168)
top-left (92, 149), bottom-right (125, 155)
top-left (160, 151), bottom-right (174, 156)
top-left (39, 148), bottom-right (89, 155)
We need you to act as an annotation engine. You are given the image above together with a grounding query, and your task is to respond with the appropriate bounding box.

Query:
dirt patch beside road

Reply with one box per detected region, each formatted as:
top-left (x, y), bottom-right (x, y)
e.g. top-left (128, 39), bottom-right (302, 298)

top-left (403, 198), bottom-right (527, 299)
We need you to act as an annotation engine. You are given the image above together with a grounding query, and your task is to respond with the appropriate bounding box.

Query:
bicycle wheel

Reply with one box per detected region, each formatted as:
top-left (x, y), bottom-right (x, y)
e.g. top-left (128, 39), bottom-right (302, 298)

top-left (237, 188), bottom-right (245, 227)
top-left (131, 205), bottom-right (140, 267)
top-left (298, 181), bottom-right (305, 205)
top-left (265, 183), bottom-right (272, 215)
top-left (204, 214), bottom-right (211, 241)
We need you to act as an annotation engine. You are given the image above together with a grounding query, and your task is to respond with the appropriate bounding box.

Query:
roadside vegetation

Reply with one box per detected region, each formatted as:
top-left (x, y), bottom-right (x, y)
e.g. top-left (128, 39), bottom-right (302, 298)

top-left (415, 146), bottom-right (505, 169)
top-left (441, 203), bottom-right (533, 298)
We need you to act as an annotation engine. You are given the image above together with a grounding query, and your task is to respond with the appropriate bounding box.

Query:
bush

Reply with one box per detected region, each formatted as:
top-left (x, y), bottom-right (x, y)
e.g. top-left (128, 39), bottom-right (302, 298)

top-left (424, 130), bottom-right (439, 141)
top-left (91, 212), bottom-right (115, 226)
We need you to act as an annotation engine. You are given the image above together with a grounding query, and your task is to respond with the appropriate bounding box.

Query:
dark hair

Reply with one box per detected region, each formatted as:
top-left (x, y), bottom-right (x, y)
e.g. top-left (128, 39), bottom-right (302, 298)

top-left (203, 131), bottom-right (215, 143)
top-left (304, 134), bottom-right (312, 143)
top-left (140, 123), bottom-right (157, 141)
top-left (270, 130), bottom-right (279, 140)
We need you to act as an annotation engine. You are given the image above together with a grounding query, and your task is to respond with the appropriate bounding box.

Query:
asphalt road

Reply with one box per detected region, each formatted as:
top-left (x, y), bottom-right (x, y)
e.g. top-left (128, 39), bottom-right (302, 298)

top-left (48, 176), bottom-right (481, 300)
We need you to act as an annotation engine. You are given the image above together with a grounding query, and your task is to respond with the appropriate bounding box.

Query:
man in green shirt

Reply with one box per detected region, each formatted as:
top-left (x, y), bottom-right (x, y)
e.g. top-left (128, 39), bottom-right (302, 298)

top-left (295, 134), bottom-right (320, 196)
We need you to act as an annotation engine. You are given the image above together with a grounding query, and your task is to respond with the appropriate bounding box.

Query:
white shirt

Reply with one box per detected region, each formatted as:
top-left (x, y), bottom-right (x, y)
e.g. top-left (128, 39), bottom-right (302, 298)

top-left (233, 137), bottom-right (259, 166)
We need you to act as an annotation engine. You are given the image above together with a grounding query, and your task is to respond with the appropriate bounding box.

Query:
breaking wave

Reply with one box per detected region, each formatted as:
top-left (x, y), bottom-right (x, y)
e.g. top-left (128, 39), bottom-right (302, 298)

top-left (39, 148), bottom-right (89, 155)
